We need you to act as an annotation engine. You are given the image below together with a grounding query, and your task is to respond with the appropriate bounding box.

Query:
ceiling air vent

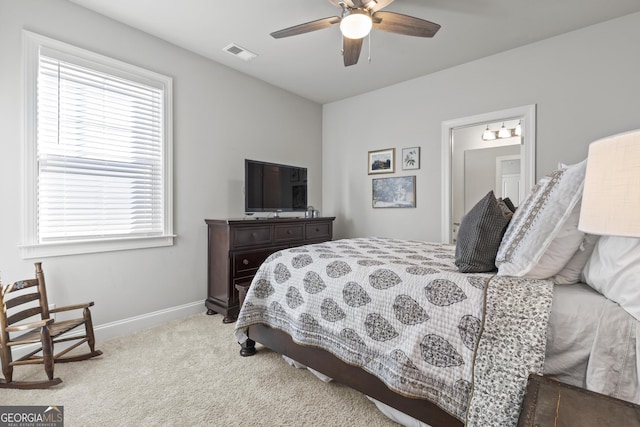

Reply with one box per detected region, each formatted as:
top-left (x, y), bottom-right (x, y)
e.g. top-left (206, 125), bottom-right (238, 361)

top-left (223, 43), bottom-right (257, 61)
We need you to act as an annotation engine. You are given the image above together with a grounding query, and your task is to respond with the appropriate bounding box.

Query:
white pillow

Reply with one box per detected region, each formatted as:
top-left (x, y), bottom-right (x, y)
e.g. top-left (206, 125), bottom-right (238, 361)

top-left (552, 234), bottom-right (599, 285)
top-left (496, 159), bottom-right (587, 277)
top-left (582, 236), bottom-right (640, 321)
top-left (524, 201), bottom-right (585, 279)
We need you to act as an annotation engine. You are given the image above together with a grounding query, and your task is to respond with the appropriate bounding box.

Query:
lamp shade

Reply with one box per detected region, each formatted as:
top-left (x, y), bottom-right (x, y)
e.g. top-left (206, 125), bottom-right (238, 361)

top-left (578, 129), bottom-right (640, 237)
top-left (514, 121), bottom-right (522, 136)
top-left (482, 125), bottom-right (496, 141)
top-left (498, 123), bottom-right (512, 138)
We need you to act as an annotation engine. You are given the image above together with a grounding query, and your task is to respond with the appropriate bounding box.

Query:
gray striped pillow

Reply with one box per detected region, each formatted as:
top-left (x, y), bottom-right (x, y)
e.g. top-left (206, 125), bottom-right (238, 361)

top-left (455, 191), bottom-right (513, 273)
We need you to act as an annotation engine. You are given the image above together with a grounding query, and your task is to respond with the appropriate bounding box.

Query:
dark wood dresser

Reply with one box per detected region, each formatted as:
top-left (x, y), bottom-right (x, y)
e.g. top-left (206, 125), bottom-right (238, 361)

top-left (205, 217), bottom-right (335, 323)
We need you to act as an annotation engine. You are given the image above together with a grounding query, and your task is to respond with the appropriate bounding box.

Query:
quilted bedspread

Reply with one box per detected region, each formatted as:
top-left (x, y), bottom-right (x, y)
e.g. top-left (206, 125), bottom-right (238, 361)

top-left (234, 237), bottom-right (553, 425)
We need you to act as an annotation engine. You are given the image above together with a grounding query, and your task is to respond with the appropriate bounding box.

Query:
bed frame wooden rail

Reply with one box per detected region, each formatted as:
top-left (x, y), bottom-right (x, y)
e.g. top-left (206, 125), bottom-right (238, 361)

top-left (243, 324), bottom-right (463, 427)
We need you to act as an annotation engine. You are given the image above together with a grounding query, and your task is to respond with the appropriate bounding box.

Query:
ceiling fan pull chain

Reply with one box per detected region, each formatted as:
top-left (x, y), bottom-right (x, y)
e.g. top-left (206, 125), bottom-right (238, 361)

top-left (368, 31), bottom-right (372, 63)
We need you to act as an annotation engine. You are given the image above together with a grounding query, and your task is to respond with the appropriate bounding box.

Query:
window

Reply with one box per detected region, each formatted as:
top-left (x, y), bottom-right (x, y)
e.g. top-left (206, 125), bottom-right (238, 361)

top-left (22, 31), bottom-right (173, 258)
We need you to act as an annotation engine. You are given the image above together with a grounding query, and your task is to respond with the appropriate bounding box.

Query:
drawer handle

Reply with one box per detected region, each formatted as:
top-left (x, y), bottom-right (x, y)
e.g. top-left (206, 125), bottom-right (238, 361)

top-left (251, 232), bottom-right (257, 238)
top-left (287, 230), bottom-right (292, 235)
top-left (243, 259), bottom-right (249, 265)
top-left (315, 228), bottom-right (320, 232)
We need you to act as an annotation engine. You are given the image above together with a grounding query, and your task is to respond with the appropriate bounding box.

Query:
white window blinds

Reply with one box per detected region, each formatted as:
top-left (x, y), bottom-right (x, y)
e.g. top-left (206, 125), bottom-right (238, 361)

top-left (36, 51), bottom-right (165, 242)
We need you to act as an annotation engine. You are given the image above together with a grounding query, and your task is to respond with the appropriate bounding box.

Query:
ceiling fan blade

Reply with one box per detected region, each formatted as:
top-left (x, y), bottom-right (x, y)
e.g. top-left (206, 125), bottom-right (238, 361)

top-left (372, 11), bottom-right (441, 37)
top-left (271, 16), bottom-right (341, 39)
top-left (369, 0), bottom-right (395, 12)
top-left (343, 36), bottom-right (363, 66)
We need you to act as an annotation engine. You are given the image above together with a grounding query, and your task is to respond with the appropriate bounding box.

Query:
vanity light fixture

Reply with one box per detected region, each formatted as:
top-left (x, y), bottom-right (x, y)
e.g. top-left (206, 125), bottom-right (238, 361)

top-left (482, 121), bottom-right (522, 141)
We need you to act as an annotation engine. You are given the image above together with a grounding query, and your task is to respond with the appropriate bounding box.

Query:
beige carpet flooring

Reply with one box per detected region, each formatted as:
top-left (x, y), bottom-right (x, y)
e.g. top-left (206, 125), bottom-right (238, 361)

top-left (2, 313), bottom-right (398, 426)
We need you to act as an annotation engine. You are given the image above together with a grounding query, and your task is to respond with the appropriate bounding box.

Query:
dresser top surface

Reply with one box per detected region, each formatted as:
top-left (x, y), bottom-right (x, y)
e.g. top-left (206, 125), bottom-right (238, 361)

top-left (205, 217), bottom-right (335, 226)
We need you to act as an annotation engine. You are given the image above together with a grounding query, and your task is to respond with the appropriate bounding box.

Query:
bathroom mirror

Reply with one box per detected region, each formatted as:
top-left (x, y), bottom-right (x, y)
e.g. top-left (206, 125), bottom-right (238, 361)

top-left (441, 105), bottom-right (536, 243)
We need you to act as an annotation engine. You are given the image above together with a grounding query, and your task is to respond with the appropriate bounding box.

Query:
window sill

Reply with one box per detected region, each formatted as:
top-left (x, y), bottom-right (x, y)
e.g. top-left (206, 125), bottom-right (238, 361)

top-left (20, 235), bottom-right (176, 259)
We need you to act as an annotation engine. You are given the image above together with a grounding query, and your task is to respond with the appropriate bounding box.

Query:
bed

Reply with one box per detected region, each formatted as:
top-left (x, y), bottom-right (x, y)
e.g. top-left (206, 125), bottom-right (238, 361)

top-left (233, 156), bottom-right (640, 426)
top-left (234, 237), bottom-right (550, 426)
top-left (234, 236), bottom-right (640, 426)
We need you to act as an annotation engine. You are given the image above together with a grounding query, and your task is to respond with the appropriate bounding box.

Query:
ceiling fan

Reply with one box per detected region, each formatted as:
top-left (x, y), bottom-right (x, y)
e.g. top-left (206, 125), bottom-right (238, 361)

top-left (270, 0), bottom-right (441, 67)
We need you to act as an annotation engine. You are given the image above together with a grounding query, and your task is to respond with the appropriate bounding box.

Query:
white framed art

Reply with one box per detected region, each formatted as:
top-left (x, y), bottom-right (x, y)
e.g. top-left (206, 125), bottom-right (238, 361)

top-left (402, 147), bottom-right (420, 170)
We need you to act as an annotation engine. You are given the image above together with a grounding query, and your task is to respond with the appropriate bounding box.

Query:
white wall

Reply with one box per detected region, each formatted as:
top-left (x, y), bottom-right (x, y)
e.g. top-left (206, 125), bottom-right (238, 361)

top-left (0, 0), bottom-right (322, 336)
top-left (323, 12), bottom-right (640, 242)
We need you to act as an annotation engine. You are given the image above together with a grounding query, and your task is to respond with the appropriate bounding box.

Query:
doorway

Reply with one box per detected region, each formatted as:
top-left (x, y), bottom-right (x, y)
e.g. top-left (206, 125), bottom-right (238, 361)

top-left (441, 105), bottom-right (536, 243)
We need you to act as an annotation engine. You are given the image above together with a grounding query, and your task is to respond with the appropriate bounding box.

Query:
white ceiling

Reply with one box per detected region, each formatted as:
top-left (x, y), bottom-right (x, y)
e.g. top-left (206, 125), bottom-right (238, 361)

top-left (68, 0), bottom-right (640, 104)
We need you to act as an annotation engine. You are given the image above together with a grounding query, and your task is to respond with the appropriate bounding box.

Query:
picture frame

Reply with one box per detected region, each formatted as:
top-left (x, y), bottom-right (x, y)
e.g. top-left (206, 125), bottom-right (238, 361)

top-left (368, 148), bottom-right (395, 174)
top-left (372, 176), bottom-right (416, 208)
top-left (402, 147), bottom-right (420, 170)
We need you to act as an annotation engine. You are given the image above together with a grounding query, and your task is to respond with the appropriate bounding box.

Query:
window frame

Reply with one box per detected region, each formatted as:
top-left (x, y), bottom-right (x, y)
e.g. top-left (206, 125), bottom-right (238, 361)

top-left (21, 30), bottom-right (174, 258)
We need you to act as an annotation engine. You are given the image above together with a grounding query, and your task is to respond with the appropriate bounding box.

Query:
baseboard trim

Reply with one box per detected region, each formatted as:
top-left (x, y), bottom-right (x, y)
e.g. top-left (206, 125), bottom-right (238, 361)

top-left (94, 301), bottom-right (206, 342)
top-left (12, 301), bottom-right (206, 360)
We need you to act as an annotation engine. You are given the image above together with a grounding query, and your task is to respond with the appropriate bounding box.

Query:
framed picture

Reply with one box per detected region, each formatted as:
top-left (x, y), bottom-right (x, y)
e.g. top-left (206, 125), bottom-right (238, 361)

top-left (368, 148), bottom-right (395, 174)
top-left (372, 176), bottom-right (416, 208)
top-left (402, 147), bottom-right (420, 170)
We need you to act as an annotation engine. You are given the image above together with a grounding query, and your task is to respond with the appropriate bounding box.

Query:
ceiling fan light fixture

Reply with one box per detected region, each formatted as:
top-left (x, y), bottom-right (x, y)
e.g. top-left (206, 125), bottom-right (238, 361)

top-left (340, 10), bottom-right (373, 39)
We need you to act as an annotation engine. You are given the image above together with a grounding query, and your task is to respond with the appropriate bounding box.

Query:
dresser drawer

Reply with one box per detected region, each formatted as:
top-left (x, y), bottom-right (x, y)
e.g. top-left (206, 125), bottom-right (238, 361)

top-left (233, 226), bottom-right (272, 248)
top-left (274, 224), bottom-right (304, 242)
top-left (232, 249), bottom-right (273, 276)
top-left (306, 222), bottom-right (331, 241)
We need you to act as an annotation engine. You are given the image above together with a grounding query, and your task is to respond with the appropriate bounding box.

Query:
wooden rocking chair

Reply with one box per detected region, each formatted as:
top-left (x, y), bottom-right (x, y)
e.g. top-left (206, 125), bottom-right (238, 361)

top-left (0, 262), bottom-right (102, 389)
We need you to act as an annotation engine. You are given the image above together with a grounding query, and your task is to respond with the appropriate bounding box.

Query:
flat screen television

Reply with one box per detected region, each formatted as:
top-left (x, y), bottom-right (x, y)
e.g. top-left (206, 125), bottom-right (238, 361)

top-left (244, 159), bottom-right (308, 213)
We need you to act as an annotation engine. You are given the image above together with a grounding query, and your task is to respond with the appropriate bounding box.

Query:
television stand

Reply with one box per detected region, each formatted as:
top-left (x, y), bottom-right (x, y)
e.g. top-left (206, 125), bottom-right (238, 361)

top-left (204, 217), bottom-right (336, 322)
